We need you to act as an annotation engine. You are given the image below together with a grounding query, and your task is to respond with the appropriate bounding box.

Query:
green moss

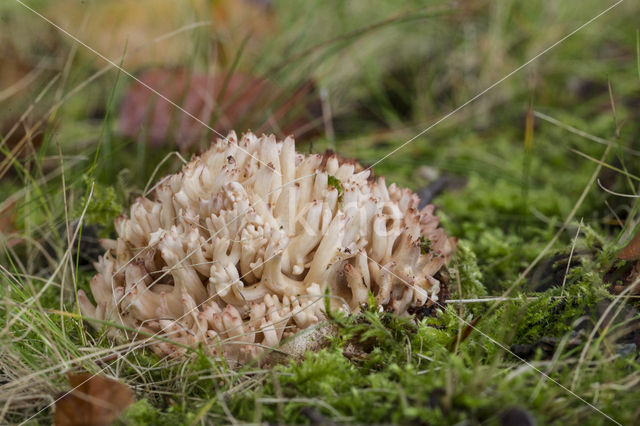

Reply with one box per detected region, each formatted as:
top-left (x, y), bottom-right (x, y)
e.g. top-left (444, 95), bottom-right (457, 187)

top-left (420, 235), bottom-right (432, 254)
top-left (511, 274), bottom-right (605, 344)
top-left (452, 239), bottom-right (487, 299)
top-left (327, 175), bottom-right (344, 202)
top-left (118, 400), bottom-right (161, 426)
top-left (75, 175), bottom-right (123, 237)
top-left (119, 399), bottom-right (198, 426)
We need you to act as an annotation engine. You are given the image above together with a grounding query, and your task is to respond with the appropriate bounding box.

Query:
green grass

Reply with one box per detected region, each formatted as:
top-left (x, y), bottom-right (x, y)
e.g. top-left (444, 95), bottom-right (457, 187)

top-left (2, 0), bottom-right (640, 424)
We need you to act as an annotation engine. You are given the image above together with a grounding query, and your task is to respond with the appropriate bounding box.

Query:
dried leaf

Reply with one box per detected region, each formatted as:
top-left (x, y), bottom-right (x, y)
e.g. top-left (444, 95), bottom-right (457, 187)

top-left (54, 373), bottom-right (135, 426)
top-left (618, 230), bottom-right (640, 261)
top-left (0, 116), bottom-right (46, 179)
top-left (119, 68), bottom-right (320, 149)
top-left (0, 44), bottom-right (39, 103)
top-left (0, 200), bottom-right (18, 246)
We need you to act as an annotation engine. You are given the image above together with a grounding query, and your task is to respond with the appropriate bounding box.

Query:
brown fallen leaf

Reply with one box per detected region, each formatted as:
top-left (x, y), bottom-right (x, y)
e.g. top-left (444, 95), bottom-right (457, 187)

top-left (0, 200), bottom-right (18, 247)
top-left (0, 44), bottom-right (40, 103)
top-left (618, 229), bottom-right (640, 261)
top-left (118, 67), bottom-right (320, 150)
top-left (0, 116), bottom-right (46, 179)
top-left (54, 372), bottom-right (135, 426)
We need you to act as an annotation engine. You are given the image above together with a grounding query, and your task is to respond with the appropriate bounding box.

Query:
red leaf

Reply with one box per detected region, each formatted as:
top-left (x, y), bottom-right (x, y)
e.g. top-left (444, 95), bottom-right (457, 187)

top-left (119, 68), bottom-right (320, 149)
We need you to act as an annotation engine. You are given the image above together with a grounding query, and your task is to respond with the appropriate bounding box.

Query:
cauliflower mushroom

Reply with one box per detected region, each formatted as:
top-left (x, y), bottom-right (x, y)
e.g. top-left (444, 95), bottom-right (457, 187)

top-left (78, 131), bottom-right (455, 363)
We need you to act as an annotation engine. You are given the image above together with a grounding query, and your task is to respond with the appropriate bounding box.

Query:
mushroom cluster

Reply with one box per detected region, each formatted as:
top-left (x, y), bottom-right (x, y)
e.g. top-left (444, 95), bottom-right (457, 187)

top-left (78, 132), bottom-right (455, 362)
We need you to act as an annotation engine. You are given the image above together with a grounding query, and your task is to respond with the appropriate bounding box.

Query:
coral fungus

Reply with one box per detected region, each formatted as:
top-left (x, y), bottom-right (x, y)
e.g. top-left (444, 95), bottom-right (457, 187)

top-left (78, 132), bottom-right (455, 362)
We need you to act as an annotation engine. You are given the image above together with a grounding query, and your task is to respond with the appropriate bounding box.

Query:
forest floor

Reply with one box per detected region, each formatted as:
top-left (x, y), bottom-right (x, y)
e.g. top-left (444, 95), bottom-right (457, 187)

top-left (1, 1), bottom-right (640, 424)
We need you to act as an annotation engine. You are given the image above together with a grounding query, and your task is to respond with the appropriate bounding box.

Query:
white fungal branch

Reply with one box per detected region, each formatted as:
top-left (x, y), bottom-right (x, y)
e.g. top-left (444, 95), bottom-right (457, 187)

top-left (78, 132), bottom-right (455, 362)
